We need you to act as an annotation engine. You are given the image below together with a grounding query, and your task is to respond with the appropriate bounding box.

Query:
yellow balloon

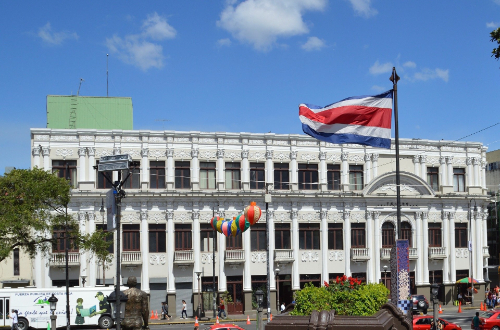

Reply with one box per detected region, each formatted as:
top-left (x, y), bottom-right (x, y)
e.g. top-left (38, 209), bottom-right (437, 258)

top-left (216, 219), bottom-right (224, 233)
top-left (231, 220), bottom-right (238, 236)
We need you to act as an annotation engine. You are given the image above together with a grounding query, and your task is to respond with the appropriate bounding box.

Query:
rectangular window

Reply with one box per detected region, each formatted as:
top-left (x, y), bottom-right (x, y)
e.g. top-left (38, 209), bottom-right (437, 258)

top-left (96, 160), bottom-right (113, 189)
top-left (200, 224), bottom-right (217, 252)
top-left (250, 162), bottom-right (265, 189)
top-left (225, 162), bottom-right (241, 189)
top-left (150, 161), bottom-right (166, 189)
top-left (175, 161), bottom-right (191, 189)
top-left (328, 223), bottom-right (343, 250)
top-left (13, 248), bottom-right (19, 276)
top-left (123, 162), bottom-right (141, 189)
top-left (251, 224), bottom-right (266, 251)
top-left (274, 163), bottom-right (289, 190)
top-left (96, 224), bottom-right (114, 253)
top-left (453, 168), bottom-right (465, 192)
top-left (327, 164), bottom-right (341, 190)
top-left (427, 167), bottom-right (439, 191)
top-left (298, 163), bottom-right (318, 190)
top-left (349, 165), bottom-right (364, 190)
top-left (226, 235), bottom-right (242, 250)
top-left (275, 223), bottom-right (291, 249)
top-left (428, 223), bottom-right (442, 247)
top-left (200, 162), bottom-right (216, 189)
top-left (122, 224), bottom-right (140, 251)
top-left (455, 223), bottom-right (468, 248)
top-left (351, 223), bottom-right (366, 248)
top-left (149, 224), bottom-right (166, 253)
top-left (52, 227), bottom-right (79, 252)
top-left (300, 274), bottom-right (321, 289)
top-left (175, 224), bottom-right (192, 250)
top-left (52, 160), bottom-right (77, 187)
top-left (299, 223), bottom-right (320, 249)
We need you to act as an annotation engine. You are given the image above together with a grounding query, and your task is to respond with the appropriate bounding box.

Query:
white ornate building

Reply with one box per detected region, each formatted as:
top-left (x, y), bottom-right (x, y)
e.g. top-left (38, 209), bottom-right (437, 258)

top-left (29, 128), bottom-right (490, 315)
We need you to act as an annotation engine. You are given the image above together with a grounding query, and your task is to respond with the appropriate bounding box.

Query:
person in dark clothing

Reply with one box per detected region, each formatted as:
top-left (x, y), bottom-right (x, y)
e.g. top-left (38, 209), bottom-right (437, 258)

top-left (161, 302), bottom-right (170, 320)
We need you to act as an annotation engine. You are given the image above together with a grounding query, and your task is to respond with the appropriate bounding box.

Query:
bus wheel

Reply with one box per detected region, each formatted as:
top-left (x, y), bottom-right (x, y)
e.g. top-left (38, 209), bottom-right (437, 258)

top-left (98, 316), bottom-right (113, 329)
top-left (18, 318), bottom-right (29, 330)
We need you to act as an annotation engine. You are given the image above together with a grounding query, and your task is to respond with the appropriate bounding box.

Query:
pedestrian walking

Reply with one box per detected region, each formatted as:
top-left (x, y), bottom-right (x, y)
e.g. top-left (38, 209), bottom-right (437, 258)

top-left (161, 302), bottom-right (170, 320)
top-left (181, 300), bottom-right (188, 319)
top-left (472, 311), bottom-right (480, 330)
top-left (218, 298), bottom-right (226, 319)
top-left (9, 309), bottom-right (18, 330)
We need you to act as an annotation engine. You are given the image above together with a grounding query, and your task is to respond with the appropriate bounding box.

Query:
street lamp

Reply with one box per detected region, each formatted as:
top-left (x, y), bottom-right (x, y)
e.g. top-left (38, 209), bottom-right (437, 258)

top-left (431, 283), bottom-right (439, 324)
top-left (256, 289), bottom-right (264, 330)
top-left (383, 265), bottom-right (388, 288)
top-left (108, 288), bottom-right (129, 322)
top-left (48, 294), bottom-right (58, 330)
top-left (195, 271), bottom-right (202, 318)
top-left (274, 266), bottom-right (280, 313)
top-left (81, 275), bottom-right (87, 287)
top-left (469, 198), bottom-right (478, 305)
top-left (99, 199), bottom-right (106, 286)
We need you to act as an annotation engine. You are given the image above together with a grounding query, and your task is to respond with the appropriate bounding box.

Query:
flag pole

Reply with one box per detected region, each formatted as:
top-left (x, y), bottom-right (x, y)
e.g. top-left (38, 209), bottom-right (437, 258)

top-left (390, 67), bottom-right (401, 239)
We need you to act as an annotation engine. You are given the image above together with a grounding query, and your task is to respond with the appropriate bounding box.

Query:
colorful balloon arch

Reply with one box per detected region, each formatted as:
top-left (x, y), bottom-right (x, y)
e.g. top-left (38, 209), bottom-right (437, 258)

top-left (210, 201), bottom-right (262, 237)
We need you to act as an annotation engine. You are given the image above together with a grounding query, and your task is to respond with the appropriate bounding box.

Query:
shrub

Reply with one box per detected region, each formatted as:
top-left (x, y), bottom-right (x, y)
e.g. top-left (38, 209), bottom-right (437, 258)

top-left (290, 276), bottom-right (390, 316)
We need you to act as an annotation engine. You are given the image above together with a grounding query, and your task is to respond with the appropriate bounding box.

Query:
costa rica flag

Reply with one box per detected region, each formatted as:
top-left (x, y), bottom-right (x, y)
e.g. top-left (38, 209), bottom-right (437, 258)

top-left (299, 90), bottom-right (393, 149)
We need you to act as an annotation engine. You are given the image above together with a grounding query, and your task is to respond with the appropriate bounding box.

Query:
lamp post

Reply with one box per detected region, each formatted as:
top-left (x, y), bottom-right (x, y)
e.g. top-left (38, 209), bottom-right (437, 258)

top-left (195, 271), bottom-right (202, 318)
top-left (81, 275), bottom-right (87, 288)
top-left (469, 198), bottom-right (478, 305)
top-left (383, 265), bottom-right (388, 289)
top-left (48, 294), bottom-right (58, 330)
top-left (431, 283), bottom-right (439, 324)
top-left (256, 289), bottom-right (264, 330)
top-left (108, 288), bottom-right (129, 324)
top-left (274, 266), bottom-right (280, 313)
top-left (99, 198), bottom-right (106, 286)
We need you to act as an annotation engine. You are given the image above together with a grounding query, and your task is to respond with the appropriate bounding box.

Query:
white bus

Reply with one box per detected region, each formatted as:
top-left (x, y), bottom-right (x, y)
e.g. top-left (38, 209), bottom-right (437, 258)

top-left (0, 287), bottom-right (115, 330)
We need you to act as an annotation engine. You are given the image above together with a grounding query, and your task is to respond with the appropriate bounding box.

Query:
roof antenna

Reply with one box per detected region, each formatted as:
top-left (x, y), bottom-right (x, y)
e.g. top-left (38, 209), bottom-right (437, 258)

top-left (106, 54), bottom-right (109, 97)
top-left (77, 78), bottom-right (84, 96)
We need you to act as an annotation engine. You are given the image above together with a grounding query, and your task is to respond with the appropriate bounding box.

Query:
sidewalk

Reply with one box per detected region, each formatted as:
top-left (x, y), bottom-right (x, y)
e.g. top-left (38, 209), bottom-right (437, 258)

top-left (149, 315), bottom-right (256, 325)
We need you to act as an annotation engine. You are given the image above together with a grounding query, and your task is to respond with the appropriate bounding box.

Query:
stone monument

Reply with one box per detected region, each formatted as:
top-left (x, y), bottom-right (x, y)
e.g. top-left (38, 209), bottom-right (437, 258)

top-left (122, 276), bottom-right (149, 330)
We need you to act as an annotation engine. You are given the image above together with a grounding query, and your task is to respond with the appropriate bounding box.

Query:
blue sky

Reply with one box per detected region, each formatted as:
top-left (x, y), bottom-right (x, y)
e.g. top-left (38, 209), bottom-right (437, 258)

top-left (1, 0), bottom-right (500, 174)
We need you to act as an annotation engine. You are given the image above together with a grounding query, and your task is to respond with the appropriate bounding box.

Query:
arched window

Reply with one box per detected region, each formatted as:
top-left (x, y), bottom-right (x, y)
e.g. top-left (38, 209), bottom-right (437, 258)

top-left (401, 222), bottom-right (412, 246)
top-left (382, 222), bottom-right (395, 247)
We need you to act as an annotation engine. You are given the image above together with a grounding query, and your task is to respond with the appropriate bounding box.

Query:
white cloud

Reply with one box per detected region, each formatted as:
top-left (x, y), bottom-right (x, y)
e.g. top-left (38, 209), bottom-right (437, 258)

top-left (487, 22), bottom-right (500, 28)
top-left (369, 60), bottom-right (393, 75)
top-left (348, 0), bottom-right (378, 18)
top-left (403, 61), bottom-right (416, 68)
top-left (106, 12), bottom-right (176, 71)
top-left (217, 0), bottom-right (327, 51)
top-left (37, 22), bottom-right (78, 45)
top-left (494, 0), bottom-right (500, 5)
top-left (371, 85), bottom-right (386, 92)
top-left (217, 38), bottom-right (232, 47)
top-left (301, 36), bottom-right (325, 51)
top-left (413, 68), bottom-right (449, 82)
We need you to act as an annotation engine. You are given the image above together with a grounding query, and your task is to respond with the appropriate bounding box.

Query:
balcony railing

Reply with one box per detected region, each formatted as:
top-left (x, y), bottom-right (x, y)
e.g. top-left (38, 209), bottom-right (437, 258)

top-left (351, 248), bottom-right (370, 261)
top-left (483, 246), bottom-right (490, 257)
top-left (274, 249), bottom-right (294, 263)
top-left (381, 247), bottom-right (418, 260)
top-left (428, 247), bottom-right (446, 259)
top-left (225, 250), bottom-right (245, 263)
top-left (409, 248), bottom-right (418, 260)
top-left (121, 251), bottom-right (142, 264)
top-left (50, 252), bottom-right (80, 266)
top-left (174, 250), bottom-right (194, 264)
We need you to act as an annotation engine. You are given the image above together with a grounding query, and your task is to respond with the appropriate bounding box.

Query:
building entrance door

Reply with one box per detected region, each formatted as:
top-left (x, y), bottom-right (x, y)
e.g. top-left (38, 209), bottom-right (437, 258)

top-left (226, 276), bottom-right (243, 314)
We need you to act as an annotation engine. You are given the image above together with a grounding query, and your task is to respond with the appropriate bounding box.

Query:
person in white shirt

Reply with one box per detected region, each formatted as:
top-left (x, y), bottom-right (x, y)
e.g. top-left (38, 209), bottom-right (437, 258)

top-left (9, 309), bottom-right (18, 330)
top-left (280, 303), bottom-right (285, 313)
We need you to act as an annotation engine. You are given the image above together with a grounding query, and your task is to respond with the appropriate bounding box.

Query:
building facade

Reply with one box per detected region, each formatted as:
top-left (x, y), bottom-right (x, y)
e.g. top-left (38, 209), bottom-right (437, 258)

top-left (28, 128), bottom-right (490, 314)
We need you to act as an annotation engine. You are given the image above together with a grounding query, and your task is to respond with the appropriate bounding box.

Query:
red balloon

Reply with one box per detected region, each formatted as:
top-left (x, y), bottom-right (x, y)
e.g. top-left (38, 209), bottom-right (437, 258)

top-left (244, 201), bottom-right (262, 225)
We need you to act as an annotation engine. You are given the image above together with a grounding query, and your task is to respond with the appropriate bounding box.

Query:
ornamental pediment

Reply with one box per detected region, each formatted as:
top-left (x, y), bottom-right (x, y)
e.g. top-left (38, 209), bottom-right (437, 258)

top-left (364, 171), bottom-right (434, 196)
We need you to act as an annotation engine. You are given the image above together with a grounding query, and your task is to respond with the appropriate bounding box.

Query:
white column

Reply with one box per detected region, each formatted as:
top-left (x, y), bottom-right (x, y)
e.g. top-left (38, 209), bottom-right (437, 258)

top-left (374, 212), bottom-right (381, 283)
top-left (266, 150), bottom-right (274, 191)
top-left (372, 154), bottom-right (379, 179)
top-left (42, 147), bottom-right (51, 171)
top-left (241, 150), bottom-right (249, 189)
top-left (440, 157), bottom-right (447, 187)
top-left (268, 210), bottom-right (276, 290)
top-left (364, 154), bottom-right (371, 185)
top-left (291, 209), bottom-right (300, 290)
top-left (421, 156), bottom-right (427, 181)
top-left (423, 212), bottom-right (430, 284)
top-left (449, 212), bottom-right (456, 283)
top-left (78, 212), bottom-right (88, 285)
top-left (442, 211), bottom-right (450, 284)
top-left (166, 149), bottom-right (174, 189)
top-left (319, 152), bottom-right (327, 190)
top-left (44, 227), bottom-right (51, 287)
top-left (471, 210), bottom-right (478, 281)
top-left (88, 212), bottom-right (96, 287)
top-left (32, 147), bottom-right (41, 169)
top-left (141, 149), bottom-right (149, 185)
top-left (413, 155), bottom-right (420, 177)
top-left (473, 158), bottom-right (480, 187)
top-left (193, 210), bottom-right (201, 273)
top-left (218, 210), bottom-right (227, 292)
top-left (243, 223), bottom-right (251, 291)
top-left (447, 157), bottom-right (454, 188)
top-left (191, 149), bottom-right (199, 189)
top-left (34, 249), bottom-right (43, 287)
top-left (366, 211), bottom-right (373, 283)
top-left (88, 148), bottom-right (96, 184)
top-left (78, 148), bottom-right (87, 183)
top-left (481, 160), bottom-right (487, 190)
top-left (467, 158), bottom-right (473, 187)
top-left (476, 210), bottom-right (484, 282)
top-left (415, 212), bottom-right (423, 285)
top-left (140, 211), bottom-right (150, 291)
top-left (320, 210), bottom-right (328, 283)
top-left (167, 210), bottom-right (175, 293)
top-left (290, 151), bottom-right (298, 190)
top-left (482, 212), bottom-right (488, 280)
top-left (217, 149), bottom-right (225, 190)
top-left (341, 152), bottom-right (349, 191)
top-left (344, 211), bottom-right (351, 277)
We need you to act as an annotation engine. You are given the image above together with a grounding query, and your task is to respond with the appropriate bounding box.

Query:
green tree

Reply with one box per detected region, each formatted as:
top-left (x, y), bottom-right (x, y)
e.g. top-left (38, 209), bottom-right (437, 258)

top-left (491, 27), bottom-right (500, 62)
top-left (0, 168), bottom-right (112, 263)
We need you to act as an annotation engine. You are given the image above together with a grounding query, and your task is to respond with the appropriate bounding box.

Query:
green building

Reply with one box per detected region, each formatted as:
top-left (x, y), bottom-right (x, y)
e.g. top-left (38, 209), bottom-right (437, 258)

top-left (46, 95), bottom-right (133, 130)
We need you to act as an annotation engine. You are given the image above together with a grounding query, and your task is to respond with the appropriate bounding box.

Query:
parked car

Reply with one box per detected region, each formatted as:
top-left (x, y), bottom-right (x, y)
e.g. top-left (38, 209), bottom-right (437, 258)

top-left (411, 294), bottom-right (429, 314)
top-left (413, 315), bottom-right (462, 330)
top-left (471, 310), bottom-right (500, 330)
top-left (201, 324), bottom-right (246, 330)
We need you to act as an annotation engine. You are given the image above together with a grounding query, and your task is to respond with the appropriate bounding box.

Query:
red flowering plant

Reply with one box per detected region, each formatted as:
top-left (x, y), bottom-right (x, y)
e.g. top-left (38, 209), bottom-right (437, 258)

top-left (326, 275), bottom-right (363, 292)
